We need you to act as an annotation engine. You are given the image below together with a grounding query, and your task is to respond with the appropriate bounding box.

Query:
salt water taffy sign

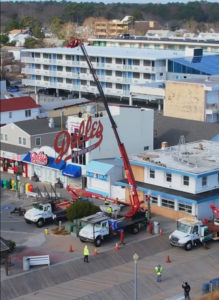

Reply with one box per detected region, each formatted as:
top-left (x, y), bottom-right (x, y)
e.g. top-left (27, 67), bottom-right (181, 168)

top-left (54, 116), bottom-right (103, 164)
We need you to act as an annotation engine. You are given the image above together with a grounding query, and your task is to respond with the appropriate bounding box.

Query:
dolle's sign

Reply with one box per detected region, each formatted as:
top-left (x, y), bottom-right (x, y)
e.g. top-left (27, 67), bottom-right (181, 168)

top-left (31, 152), bottom-right (48, 165)
top-left (54, 116), bottom-right (103, 164)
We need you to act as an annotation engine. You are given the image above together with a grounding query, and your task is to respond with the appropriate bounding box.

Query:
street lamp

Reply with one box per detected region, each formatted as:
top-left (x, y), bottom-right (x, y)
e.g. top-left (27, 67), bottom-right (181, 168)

top-left (133, 252), bottom-right (139, 300)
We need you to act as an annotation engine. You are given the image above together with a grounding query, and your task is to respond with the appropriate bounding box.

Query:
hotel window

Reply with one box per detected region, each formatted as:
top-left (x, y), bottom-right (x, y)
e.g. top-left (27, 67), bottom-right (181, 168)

top-left (43, 65), bottom-right (49, 70)
top-left (183, 176), bottom-right (189, 186)
top-left (202, 176), bottom-right (207, 186)
top-left (57, 66), bottom-right (63, 71)
top-left (178, 203), bottom-right (192, 214)
top-left (106, 57), bottom-right (112, 63)
top-left (161, 199), bottom-right (174, 209)
top-left (144, 73), bottom-right (151, 80)
top-left (81, 68), bottom-right (86, 73)
top-left (19, 137), bottom-right (22, 144)
top-left (106, 70), bottom-right (112, 76)
top-left (66, 67), bottom-right (71, 72)
top-left (57, 54), bottom-right (62, 60)
top-left (23, 138), bottom-right (26, 145)
top-left (36, 75), bottom-right (41, 80)
top-left (166, 173), bottom-right (172, 182)
top-left (66, 78), bottom-right (72, 84)
top-left (133, 59), bottom-right (140, 66)
top-left (116, 71), bottom-right (122, 77)
top-left (25, 110), bottom-right (31, 117)
top-left (143, 60), bottom-right (150, 66)
top-left (133, 72), bottom-right (140, 78)
top-left (149, 168), bottom-right (155, 179)
top-left (116, 83), bottom-right (122, 89)
top-left (81, 80), bottom-right (87, 86)
top-left (116, 58), bottom-right (122, 64)
top-left (5, 134), bottom-right (8, 141)
top-left (106, 82), bottom-right (112, 88)
top-left (35, 137), bottom-right (41, 146)
top-left (9, 112), bottom-right (12, 118)
top-left (66, 55), bottom-right (71, 61)
top-left (57, 77), bottom-right (63, 83)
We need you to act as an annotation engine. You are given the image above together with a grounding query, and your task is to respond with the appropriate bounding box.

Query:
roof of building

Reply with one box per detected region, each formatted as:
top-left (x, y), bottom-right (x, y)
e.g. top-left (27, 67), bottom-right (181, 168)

top-left (0, 96), bottom-right (41, 112)
top-left (22, 46), bottom-right (185, 60)
top-left (0, 237), bottom-right (9, 253)
top-left (154, 112), bottom-right (219, 149)
top-left (169, 54), bottom-right (219, 75)
top-left (130, 140), bottom-right (219, 175)
top-left (13, 116), bottom-right (67, 135)
top-left (168, 75), bottom-right (219, 89)
top-left (0, 142), bottom-right (30, 155)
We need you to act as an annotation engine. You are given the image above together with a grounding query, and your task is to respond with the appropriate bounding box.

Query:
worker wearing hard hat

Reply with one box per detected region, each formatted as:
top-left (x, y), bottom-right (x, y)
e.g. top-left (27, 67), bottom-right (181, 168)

top-left (155, 264), bottom-right (163, 282)
top-left (83, 245), bottom-right (90, 263)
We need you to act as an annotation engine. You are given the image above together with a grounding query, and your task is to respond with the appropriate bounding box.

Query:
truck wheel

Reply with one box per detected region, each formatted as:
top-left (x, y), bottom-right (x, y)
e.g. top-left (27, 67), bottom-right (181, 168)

top-left (185, 241), bottom-right (192, 251)
top-left (36, 218), bottom-right (44, 228)
top-left (132, 225), bottom-right (139, 234)
top-left (95, 237), bottom-right (102, 247)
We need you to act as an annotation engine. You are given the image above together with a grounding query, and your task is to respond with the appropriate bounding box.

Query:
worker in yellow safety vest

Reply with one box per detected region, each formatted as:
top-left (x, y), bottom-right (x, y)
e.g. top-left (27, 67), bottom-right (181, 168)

top-left (155, 264), bottom-right (163, 282)
top-left (104, 200), bottom-right (109, 205)
top-left (83, 245), bottom-right (90, 263)
top-left (107, 206), bottom-right (113, 215)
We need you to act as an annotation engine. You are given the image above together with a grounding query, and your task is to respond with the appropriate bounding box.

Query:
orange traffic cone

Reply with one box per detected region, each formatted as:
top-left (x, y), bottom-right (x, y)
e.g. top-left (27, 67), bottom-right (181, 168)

top-left (69, 245), bottom-right (73, 252)
top-left (94, 248), bottom-right (98, 256)
top-left (166, 255), bottom-right (171, 263)
top-left (114, 243), bottom-right (119, 251)
top-left (159, 229), bottom-right (163, 236)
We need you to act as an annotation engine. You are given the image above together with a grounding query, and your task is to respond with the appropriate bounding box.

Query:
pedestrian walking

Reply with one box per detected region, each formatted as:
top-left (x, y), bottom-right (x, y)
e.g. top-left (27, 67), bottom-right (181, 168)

top-left (155, 264), bottom-right (163, 282)
top-left (182, 282), bottom-right (191, 300)
top-left (83, 245), bottom-right (90, 263)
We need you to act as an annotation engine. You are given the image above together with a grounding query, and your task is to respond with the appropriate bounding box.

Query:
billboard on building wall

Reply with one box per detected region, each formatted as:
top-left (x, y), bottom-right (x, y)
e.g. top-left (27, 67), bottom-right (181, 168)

top-left (164, 82), bottom-right (205, 121)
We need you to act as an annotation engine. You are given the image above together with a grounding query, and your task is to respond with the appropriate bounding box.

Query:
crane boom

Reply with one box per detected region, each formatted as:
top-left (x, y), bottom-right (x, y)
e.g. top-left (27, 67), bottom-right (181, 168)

top-left (66, 38), bottom-right (140, 218)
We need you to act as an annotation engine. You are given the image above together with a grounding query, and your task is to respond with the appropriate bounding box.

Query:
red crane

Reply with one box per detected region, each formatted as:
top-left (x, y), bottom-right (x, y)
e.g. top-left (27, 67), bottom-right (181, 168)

top-left (66, 38), bottom-right (142, 219)
top-left (210, 204), bottom-right (219, 219)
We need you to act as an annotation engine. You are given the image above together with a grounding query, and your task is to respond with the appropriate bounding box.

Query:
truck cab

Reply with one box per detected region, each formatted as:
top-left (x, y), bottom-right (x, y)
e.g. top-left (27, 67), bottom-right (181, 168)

top-left (79, 213), bottom-right (110, 247)
top-left (169, 218), bottom-right (211, 251)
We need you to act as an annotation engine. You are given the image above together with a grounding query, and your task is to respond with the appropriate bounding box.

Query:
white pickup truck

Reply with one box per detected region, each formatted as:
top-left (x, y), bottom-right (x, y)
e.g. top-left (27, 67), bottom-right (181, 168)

top-left (79, 212), bottom-right (147, 247)
top-left (169, 217), bottom-right (219, 251)
top-left (24, 202), bottom-right (69, 227)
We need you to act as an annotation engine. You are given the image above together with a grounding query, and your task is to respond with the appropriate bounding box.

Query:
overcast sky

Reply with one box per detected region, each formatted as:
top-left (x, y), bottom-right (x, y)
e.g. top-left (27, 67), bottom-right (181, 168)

top-left (2, 0), bottom-right (218, 3)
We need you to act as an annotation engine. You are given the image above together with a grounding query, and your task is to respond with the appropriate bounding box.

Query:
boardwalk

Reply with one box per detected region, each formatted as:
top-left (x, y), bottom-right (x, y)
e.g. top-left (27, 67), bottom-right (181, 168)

top-left (1, 235), bottom-right (219, 300)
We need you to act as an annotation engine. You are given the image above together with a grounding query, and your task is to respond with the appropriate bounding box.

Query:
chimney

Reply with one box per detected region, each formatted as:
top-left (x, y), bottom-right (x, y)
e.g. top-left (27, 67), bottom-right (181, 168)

top-left (161, 141), bottom-right (168, 150)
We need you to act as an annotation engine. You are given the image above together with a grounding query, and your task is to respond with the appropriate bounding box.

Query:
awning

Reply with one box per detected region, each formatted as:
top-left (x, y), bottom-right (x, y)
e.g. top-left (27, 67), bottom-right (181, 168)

top-left (85, 160), bottom-right (113, 175)
top-left (22, 152), bottom-right (66, 170)
top-left (62, 164), bottom-right (81, 178)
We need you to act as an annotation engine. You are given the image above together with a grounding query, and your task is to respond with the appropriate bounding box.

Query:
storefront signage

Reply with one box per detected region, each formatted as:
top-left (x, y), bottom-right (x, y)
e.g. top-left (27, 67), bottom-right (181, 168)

top-left (54, 116), bottom-right (103, 164)
top-left (30, 152), bottom-right (48, 165)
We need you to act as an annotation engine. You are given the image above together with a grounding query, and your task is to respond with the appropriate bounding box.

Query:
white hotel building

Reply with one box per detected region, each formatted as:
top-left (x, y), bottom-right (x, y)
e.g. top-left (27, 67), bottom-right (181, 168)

top-left (21, 46), bottom-right (184, 100)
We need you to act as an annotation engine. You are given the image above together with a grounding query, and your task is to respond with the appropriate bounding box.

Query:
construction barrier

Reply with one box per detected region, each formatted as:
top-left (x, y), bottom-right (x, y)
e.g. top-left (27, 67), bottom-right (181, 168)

top-left (154, 221), bottom-right (160, 234)
top-left (20, 183), bottom-right (25, 194)
top-left (2, 179), bottom-right (8, 189)
top-left (209, 278), bottom-right (219, 292)
top-left (11, 179), bottom-right (15, 190)
top-left (28, 184), bottom-right (33, 192)
top-left (0, 179), bottom-right (2, 188)
top-left (25, 183), bottom-right (30, 193)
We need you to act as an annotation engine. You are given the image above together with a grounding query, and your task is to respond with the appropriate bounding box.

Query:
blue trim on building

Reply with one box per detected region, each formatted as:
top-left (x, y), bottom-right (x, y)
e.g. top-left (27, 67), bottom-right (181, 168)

top-left (116, 180), bottom-right (219, 205)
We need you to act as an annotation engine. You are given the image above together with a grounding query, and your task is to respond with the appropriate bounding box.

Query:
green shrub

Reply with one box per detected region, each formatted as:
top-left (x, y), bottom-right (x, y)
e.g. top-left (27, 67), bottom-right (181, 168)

top-left (67, 201), bottom-right (99, 222)
top-left (8, 240), bottom-right (16, 252)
